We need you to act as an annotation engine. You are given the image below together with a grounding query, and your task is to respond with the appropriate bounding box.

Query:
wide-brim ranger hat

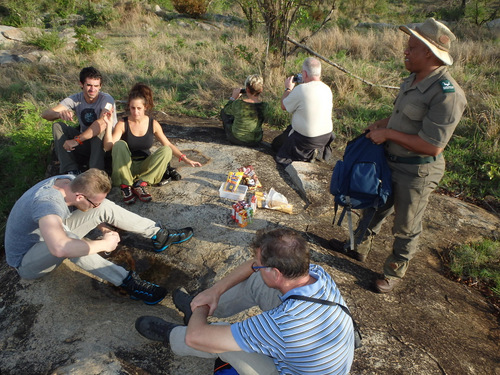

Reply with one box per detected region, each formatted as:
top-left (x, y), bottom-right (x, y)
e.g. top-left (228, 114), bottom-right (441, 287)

top-left (399, 18), bottom-right (456, 66)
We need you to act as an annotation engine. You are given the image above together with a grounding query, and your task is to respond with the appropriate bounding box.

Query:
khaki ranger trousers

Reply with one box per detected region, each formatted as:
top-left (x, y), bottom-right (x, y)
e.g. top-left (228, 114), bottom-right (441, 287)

top-left (355, 156), bottom-right (445, 279)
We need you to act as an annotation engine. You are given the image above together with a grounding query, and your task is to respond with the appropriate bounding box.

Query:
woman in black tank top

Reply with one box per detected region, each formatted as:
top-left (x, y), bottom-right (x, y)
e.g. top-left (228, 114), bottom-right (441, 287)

top-left (103, 83), bottom-right (202, 204)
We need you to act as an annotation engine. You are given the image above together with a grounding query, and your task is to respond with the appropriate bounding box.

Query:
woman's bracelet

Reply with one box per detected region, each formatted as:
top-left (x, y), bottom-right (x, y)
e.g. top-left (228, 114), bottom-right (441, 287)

top-left (179, 154), bottom-right (186, 162)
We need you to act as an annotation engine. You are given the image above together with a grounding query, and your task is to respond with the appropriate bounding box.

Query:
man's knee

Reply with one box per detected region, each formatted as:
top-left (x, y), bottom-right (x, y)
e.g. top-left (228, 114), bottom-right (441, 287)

top-left (52, 121), bottom-right (66, 138)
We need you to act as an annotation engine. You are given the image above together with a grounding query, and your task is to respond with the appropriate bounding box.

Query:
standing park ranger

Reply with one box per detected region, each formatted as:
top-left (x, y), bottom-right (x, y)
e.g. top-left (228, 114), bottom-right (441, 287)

top-left (344, 18), bottom-right (467, 293)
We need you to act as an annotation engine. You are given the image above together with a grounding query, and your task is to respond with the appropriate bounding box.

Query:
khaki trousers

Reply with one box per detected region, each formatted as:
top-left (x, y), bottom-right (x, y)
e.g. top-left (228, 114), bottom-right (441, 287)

top-left (16, 199), bottom-right (159, 285)
top-left (356, 157), bottom-right (445, 278)
top-left (169, 272), bottom-right (281, 375)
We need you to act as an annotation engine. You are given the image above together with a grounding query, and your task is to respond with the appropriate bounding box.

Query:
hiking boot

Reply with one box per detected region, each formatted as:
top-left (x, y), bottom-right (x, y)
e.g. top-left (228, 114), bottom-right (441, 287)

top-left (133, 180), bottom-right (152, 202)
top-left (173, 287), bottom-right (194, 325)
top-left (120, 184), bottom-right (136, 205)
top-left (120, 271), bottom-right (166, 304)
top-left (374, 277), bottom-right (401, 293)
top-left (343, 232), bottom-right (374, 262)
top-left (135, 316), bottom-right (180, 345)
top-left (152, 226), bottom-right (194, 252)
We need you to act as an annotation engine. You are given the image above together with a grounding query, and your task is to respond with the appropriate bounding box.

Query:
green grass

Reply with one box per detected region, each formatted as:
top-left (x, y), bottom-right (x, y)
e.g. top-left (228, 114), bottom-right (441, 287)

top-left (0, 101), bottom-right (53, 247)
top-left (26, 30), bottom-right (65, 52)
top-left (449, 239), bottom-right (500, 298)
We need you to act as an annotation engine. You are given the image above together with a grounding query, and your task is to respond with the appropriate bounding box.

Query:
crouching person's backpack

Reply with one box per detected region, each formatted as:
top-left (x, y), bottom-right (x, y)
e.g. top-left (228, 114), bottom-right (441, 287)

top-left (330, 131), bottom-right (392, 250)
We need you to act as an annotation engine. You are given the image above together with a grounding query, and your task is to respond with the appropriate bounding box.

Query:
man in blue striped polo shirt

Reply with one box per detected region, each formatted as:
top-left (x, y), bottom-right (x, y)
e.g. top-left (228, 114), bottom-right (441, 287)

top-left (136, 228), bottom-right (354, 374)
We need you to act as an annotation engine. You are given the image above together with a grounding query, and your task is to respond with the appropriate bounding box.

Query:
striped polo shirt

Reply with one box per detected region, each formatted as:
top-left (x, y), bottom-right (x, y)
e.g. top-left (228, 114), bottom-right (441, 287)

top-left (231, 264), bottom-right (354, 374)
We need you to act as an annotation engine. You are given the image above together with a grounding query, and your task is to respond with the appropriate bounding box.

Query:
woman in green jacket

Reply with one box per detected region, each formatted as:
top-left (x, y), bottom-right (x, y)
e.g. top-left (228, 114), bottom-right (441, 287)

top-left (221, 74), bottom-right (268, 147)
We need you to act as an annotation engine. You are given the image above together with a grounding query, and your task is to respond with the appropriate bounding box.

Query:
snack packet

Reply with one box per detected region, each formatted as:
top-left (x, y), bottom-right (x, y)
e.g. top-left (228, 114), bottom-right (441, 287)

top-left (224, 171), bottom-right (244, 192)
top-left (237, 165), bottom-right (262, 190)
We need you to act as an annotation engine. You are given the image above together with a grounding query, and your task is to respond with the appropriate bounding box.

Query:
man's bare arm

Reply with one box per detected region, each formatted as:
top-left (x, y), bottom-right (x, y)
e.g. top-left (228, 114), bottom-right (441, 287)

top-left (39, 214), bottom-right (120, 258)
top-left (185, 305), bottom-right (242, 353)
top-left (41, 104), bottom-right (74, 122)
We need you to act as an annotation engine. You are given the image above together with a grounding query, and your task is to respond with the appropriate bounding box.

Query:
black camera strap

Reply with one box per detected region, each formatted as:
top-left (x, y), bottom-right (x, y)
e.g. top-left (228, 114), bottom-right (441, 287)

top-left (284, 294), bottom-right (352, 317)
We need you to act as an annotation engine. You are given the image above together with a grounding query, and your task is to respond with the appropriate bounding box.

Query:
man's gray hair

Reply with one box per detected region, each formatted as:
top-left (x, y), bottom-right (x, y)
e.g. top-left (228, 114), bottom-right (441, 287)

top-left (303, 57), bottom-right (321, 78)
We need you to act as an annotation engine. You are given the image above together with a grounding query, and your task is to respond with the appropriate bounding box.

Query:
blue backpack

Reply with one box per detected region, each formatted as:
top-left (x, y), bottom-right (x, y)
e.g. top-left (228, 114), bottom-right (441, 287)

top-left (214, 358), bottom-right (239, 375)
top-left (330, 132), bottom-right (392, 249)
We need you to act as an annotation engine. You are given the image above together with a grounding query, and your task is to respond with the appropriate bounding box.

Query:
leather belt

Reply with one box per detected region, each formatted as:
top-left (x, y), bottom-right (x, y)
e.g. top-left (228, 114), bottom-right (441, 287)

top-left (386, 152), bottom-right (441, 164)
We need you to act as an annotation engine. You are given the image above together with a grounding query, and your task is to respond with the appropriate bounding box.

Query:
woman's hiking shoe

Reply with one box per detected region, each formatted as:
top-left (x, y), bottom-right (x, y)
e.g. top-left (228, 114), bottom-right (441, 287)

top-left (152, 227), bottom-right (194, 252)
top-left (132, 180), bottom-right (152, 202)
top-left (120, 185), bottom-right (137, 205)
top-left (135, 316), bottom-right (180, 345)
top-left (120, 271), bottom-right (166, 304)
top-left (173, 287), bottom-right (194, 325)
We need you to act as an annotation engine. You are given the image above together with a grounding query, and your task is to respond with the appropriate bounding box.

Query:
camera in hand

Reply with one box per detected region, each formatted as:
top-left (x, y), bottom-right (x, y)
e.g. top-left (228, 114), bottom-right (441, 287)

top-left (293, 73), bottom-right (303, 84)
top-left (240, 88), bottom-right (246, 94)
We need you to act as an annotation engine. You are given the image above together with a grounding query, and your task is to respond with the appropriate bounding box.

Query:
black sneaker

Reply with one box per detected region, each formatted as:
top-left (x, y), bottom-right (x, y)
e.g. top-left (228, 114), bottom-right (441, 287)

top-left (173, 287), bottom-right (194, 325)
top-left (157, 176), bottom-right (171, 187)
top-left (120, 271), bottom-right (167, 305)
top-left (135, 316), bottom-right (180, 345)
top-left (165, 163), bottom-right (182, 181)
top-left (152, 227), bottom-right (194, 252)
top-left (169, 168), bottom-right (182, 181)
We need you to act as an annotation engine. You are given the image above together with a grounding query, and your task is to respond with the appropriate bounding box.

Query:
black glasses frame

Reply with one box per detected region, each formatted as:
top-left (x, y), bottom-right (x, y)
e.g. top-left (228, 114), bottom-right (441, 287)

top-left (79, 194), bottom-right (100, 208)
top-left (251, 262), bottom-right (271, 272)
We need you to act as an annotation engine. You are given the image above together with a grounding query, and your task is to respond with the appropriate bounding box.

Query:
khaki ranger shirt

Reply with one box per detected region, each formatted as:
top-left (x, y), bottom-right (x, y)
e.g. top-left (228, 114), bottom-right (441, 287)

top-left (386, 66), bottom-right (467, 158)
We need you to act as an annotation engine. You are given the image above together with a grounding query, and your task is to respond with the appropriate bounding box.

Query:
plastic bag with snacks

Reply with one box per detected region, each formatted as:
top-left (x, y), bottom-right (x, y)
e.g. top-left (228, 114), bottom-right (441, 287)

top-left (237, 165), bottom-right (262, 190)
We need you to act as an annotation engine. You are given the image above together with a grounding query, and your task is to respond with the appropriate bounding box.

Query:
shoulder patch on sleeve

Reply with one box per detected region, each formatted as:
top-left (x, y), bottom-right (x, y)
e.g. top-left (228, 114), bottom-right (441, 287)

top-left (440, 80), bottom-right (455, 93)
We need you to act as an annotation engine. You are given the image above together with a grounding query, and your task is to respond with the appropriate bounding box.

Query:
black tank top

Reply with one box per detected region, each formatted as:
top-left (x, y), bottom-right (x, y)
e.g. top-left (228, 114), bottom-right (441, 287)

top-left (122, 116), bottom-right (154, 157)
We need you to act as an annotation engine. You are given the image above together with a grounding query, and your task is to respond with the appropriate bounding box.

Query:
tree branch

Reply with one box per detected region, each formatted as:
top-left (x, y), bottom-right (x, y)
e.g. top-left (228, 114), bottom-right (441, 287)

top-left (286, 37), bottom-right (400, 90)
top-left (287, 7), bottom-right (335, 57)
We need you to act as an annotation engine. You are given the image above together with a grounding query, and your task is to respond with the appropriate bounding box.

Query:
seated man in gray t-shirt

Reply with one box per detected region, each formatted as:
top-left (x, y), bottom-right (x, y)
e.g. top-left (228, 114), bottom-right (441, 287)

top-left (4, 168), bottom-right (194, 304)
top-left (42, 66), bottom-right (118, 175)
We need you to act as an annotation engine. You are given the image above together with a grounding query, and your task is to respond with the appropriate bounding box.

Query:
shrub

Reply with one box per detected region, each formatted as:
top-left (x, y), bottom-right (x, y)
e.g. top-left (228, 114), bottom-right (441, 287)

top-left (75, 25), bottom-right (103, 54)
top-left (80, 2), bottom-right (116, 27)
top-left (171, 0), bottom-right (211, 17)
top-left (27, 30), bottom-right (65, 52)
top-left (0, 101), bottom-right (53, 228)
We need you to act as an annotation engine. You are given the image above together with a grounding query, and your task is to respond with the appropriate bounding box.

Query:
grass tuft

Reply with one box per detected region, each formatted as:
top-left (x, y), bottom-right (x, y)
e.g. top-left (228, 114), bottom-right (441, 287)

top-left (449, 239), bottom-right (500, 298)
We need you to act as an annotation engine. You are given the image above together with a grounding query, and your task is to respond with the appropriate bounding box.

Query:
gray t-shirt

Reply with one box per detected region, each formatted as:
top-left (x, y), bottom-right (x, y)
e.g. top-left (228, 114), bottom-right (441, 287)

top-left (60, 92), bottom-right (118, 132)
top-left (5, 176), bottom-right (74, 268)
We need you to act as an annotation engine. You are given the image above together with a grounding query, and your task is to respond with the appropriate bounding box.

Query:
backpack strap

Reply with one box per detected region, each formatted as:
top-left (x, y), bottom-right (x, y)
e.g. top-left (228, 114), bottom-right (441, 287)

top-left (332, 202), bottom-right (339, 226)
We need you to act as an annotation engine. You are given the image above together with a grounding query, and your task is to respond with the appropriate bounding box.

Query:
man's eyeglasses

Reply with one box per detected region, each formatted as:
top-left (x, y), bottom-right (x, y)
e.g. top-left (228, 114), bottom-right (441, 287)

top-left (251, 262), bottom-right (271, 272)
top-left (79, 194), bottom-right (100, 208)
